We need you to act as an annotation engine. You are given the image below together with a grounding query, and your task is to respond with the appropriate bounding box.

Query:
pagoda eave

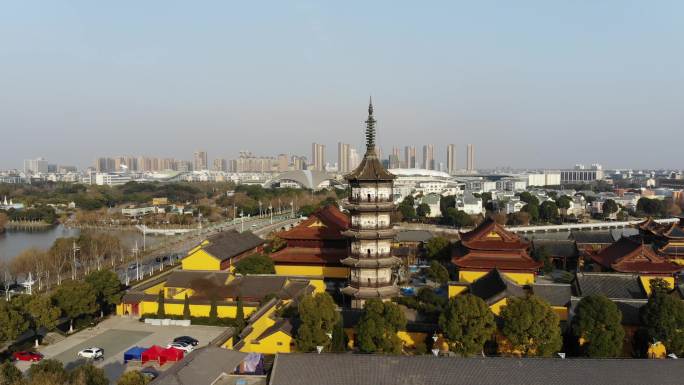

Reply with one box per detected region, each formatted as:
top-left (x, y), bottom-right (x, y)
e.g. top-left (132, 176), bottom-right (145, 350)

top-left (341, 285), bottom-right (399, 299)
top-left (341, 256), bottom-right (401, 268)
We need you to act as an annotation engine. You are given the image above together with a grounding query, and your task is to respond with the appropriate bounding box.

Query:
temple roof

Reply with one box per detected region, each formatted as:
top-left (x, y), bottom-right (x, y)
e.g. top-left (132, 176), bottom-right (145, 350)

top-left (662, 221), bottom-right (684, 238)
top-left (591, 237), bottom-right (682, 274)
top-left (277, 205), bottom-right (350, 241)
top-left (459, 219), bottom-right (529, 251)
top-left (467, 269), bottom-right (526, 305)
top-left (452, 247), bottom-right (542, 272)
top-left (197, 230), bottom-right (265, 262)
top-left (270, 247), bottom-right (347, 265)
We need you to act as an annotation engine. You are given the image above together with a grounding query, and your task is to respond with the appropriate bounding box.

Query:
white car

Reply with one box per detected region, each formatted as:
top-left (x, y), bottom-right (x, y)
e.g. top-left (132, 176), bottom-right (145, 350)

top-left (77, 347), bottom-right (103, 360)
top-left (166, 342), bottom-right (193, 353)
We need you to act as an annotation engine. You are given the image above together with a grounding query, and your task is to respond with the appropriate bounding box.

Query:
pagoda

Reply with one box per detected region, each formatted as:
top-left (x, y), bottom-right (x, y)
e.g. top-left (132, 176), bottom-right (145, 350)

top-left (340, 99), bottom-right (401, 308)
top-left (451, 218), bottom-right (541, 284)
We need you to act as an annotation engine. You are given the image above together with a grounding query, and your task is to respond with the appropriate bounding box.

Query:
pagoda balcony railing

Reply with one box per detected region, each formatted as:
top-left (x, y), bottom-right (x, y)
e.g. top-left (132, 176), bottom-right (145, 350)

top-left (348, 196), bottom-right (393, 204)
top-left (349, 224), bottom-right (392, 231)
top-left (348, 251), bottom-right (392, 259)
top-left (349, 278), bottom-right (395, 288)
top-left (343, 228), bottom-right (396, 239)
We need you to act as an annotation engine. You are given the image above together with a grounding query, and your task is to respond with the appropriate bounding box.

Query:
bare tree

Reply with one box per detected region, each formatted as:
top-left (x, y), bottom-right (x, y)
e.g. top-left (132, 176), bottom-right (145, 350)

top-left (49, 238), bottom-right (74, 285)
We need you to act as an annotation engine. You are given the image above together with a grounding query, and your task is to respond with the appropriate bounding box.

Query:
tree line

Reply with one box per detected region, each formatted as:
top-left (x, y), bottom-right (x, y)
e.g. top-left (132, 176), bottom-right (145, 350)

top-left (2, 232), bottom-right (124, 293)
top-left (291, 278), bottom-right (684, 358)
top-left (0, 269), bottom-right (123, 346)
top-left (0, 358), bottom-right (151, 385)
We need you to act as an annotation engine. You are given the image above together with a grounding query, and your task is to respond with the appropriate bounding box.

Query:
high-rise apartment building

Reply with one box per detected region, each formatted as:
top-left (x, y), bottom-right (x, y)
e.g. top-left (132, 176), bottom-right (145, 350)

top-left (422, 144), bottom-right (435, 170)
top-left (311, 143), bottom-right (325, 171)
top-left (389, 147), bottom-right (402, 169)
top-left (193, 151), bottom-right (208, 171)
top-left (24, 158), bottom-right (49, 174)
top-left (404, 146), bottom-right (416, 168)
top-left (446, 144), bottom-right (456, 174)
top-left (466, 144), bottom-right (475, 173)
top-left (292, 155), bottom-right (307, 170)
top-left (213, 158), bottom-right (228, 172)
top-left (277, 154), bottom-right (289, 173)
top-left (95, 157), bottom-right (116, 173)
top-left (338, 142), bottom-right (350, 173)
top-left (349, 148), bottom-right (360, 171)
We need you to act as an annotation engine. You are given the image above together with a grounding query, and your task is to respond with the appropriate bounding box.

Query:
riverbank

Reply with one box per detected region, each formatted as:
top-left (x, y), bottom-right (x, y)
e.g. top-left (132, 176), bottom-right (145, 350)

top-left (6, 220), bottom-right (55, 230)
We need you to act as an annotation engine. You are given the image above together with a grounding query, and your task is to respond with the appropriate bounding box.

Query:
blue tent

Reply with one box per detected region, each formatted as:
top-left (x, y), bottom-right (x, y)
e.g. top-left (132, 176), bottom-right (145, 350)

top-left (123, 346), bottom-right (147, 363)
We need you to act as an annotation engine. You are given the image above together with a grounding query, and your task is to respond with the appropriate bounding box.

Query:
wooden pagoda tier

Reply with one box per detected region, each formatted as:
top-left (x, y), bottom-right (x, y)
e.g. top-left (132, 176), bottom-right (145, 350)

top-left (451, 218), bottom-right (542, 273)
top-left (590, 236), bottom-right (682, 275)
top-left (341, 99), bottom-right (400, 308)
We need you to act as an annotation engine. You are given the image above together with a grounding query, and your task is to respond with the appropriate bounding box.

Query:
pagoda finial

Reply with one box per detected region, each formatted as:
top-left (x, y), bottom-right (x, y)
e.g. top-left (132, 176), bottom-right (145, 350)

top-left (365, 97), bottom-right (376, 154)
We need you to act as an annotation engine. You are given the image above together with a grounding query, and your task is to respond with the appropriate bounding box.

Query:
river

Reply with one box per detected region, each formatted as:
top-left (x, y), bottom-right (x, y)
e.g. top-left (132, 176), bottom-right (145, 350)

top-left (0, 224), bottom-right (162, 262)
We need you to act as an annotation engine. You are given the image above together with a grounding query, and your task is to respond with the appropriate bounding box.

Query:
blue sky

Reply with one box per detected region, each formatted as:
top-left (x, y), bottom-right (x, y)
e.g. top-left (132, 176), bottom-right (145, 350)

top-left (1, 1), bottom-right (682, 170)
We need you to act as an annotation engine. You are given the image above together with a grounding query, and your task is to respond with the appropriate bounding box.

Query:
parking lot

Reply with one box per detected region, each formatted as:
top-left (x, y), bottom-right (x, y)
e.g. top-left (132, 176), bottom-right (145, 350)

top-left (16, 317), bottom-right (228, 383)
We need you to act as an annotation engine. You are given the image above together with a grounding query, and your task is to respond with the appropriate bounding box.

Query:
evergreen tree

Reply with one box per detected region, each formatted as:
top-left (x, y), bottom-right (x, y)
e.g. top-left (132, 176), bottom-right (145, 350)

top-left (295, 293), bottom-right (339, 352)
top-left (156, 290), bottom-right (165, 318)
top-left (640, 289), bottom-right (684, 356)
top-left (425, 237), bottom-right (451, 261)
top-left (331, 317), bottom-right (347, 352)
top-left (571, 295), bottom-right (625, 357)
top-left (356, 299), bottom-right (406, 354)
top-left (499, 296), bottom-right (562, 357)
top-left (235, 297), bottom-right (246, 334)
top-left (426, 261), bottom-right (449, 284)
top-left (182, 293), bottom-right (191, 320)
top-left (70, 363), bottom-right (108, 385)
top-left (117, 371), bottom-right (150, 385)
top-left (0, 299), bottom-right (28, 343)
top-left (439, 294), bottom-right (495, 356)
top-left (234, 254), bottom-right (275, 275)
top-left (0, 361), bottom-right (24, 385)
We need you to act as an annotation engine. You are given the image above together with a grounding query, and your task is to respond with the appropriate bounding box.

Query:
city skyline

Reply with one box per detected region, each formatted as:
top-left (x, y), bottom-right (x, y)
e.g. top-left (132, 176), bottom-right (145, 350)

top-left (2, 2), bottom-right (683, 170)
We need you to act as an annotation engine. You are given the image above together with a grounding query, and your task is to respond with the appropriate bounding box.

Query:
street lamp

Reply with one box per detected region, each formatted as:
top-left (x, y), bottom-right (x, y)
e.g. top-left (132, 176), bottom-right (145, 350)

top-left (71, 241), bottom-right (80, 281)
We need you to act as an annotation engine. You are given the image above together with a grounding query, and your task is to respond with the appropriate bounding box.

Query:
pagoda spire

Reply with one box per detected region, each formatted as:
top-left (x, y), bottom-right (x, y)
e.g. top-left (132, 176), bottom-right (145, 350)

top-left (364, 96), bottom-right (376, 154)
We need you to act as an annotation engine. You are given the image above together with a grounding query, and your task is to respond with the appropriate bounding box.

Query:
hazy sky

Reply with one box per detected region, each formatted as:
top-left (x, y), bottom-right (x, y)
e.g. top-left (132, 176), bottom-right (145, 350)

top-left (1, 1), bottom-right (682, 170)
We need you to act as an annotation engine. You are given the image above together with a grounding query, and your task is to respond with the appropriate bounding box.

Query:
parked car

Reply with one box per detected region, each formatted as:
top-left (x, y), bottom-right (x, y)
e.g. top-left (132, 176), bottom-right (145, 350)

top-left (77, 347), bottom-right (104, 360)
top-left (173, 336), bottom-right (199, 346)
top-left (166, 342), bottom-right (193, 353)
top-left (13, 351), bottom-right (43, 362)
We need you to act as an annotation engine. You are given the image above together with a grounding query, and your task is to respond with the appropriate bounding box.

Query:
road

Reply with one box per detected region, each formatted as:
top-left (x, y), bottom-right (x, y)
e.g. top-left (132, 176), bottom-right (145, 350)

top-left (115, 215), bottom-right (301, 284)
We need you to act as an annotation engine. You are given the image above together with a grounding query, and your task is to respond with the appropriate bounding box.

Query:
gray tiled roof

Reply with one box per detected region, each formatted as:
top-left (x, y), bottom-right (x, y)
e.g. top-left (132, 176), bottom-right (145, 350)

top-left (395, 230), bottom-right (435, 243)
top-left (570, 231), bottom-right (616, 244)
top-left (532, 240), bottom-right (578, 258)
top-left (151, 347), bottom-right (246, 385)
top-left (269, 354), bottom-right (684, 385)
top-left (532, 283), bottom-right (572, 306)
top-left (573, 273), bottom-right (646, 299)
top-left (199, 230), bottom-right (265, 262)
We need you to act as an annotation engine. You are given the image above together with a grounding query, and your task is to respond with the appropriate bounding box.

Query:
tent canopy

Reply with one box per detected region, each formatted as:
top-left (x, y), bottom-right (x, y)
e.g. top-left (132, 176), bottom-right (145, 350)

top-left (160, 347), bottom-right (184, 362)
top-left (142, 345), bottom-right (166, 364)
top-left (123, 346), bottom-right (147, 363)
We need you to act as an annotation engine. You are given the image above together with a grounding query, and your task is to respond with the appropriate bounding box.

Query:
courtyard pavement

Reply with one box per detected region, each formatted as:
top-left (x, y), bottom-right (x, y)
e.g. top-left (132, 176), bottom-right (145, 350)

top-left (16, 316), bottom-right (228, 384)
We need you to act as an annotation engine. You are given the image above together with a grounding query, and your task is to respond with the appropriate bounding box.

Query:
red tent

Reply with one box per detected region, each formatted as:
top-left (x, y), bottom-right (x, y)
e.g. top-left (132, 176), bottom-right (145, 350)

top-left (160, 347), bottom-right (184, 364)
top-left (141, 345), bottom-right (166, 365)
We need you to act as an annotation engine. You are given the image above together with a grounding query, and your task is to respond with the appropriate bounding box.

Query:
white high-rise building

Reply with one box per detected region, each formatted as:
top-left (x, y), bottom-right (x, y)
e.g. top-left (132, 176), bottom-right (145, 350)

top-left (24, 158), bottom-right (48, 174)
